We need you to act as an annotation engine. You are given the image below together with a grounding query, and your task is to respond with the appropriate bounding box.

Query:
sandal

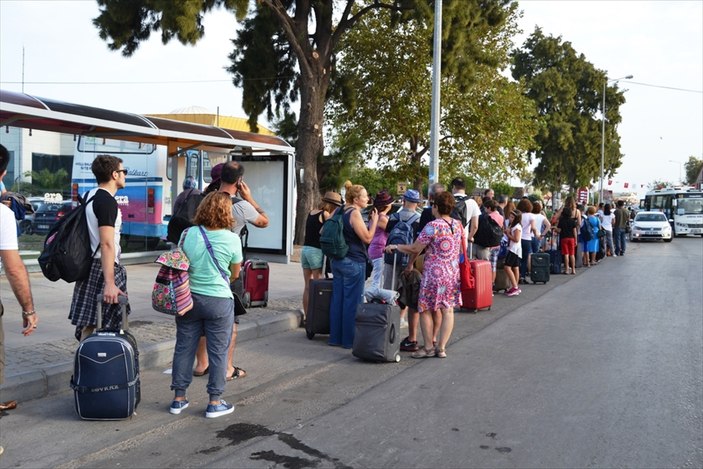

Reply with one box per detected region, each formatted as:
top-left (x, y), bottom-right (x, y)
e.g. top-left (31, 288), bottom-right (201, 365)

top-left (192, 366), bottom-right (209, 377)
top-left (436, 349), bottom-right (447, 358)
top-left (226, 367), bottom-right (247, 381)
top-left (411, 348), bottom-right (436, 359)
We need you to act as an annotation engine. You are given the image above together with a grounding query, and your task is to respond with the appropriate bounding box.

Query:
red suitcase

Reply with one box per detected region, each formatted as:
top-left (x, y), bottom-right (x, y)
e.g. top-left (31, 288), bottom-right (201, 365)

top-left (242, 259), bottom-right (269, 308)
top-left (461, 252), bottom-right (493, 313)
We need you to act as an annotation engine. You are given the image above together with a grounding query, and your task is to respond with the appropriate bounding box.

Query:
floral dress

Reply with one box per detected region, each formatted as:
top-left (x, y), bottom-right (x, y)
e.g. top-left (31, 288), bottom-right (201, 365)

top-left (416, 217), bottom-right (463, 312)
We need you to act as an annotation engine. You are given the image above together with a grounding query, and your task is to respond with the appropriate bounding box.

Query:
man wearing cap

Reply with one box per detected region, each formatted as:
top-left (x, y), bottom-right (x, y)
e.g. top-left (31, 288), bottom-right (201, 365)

top-left (384, 189), bottom-right (421, 352)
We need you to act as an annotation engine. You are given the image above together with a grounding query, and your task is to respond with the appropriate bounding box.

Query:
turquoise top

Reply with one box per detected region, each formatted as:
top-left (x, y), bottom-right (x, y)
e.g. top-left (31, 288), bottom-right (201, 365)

top-left (181, 227), bottom-right (243, 299)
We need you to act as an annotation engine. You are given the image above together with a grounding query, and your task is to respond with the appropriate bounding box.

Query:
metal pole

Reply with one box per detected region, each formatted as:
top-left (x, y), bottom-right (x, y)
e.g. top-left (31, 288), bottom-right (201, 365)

top-left (428, 0), bottom-right (442, 190)
top-left (600, 74), bottom-right (632, 204)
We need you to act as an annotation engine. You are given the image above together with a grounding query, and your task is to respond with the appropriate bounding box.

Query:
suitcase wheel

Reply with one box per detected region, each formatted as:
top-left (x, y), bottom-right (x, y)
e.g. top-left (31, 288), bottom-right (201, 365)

top-left (306, 330), bottom-right (315, 340)
top-left (394, 353), bottom-right (401, 363)
top-left (243, 291), bottom-right (251, 308)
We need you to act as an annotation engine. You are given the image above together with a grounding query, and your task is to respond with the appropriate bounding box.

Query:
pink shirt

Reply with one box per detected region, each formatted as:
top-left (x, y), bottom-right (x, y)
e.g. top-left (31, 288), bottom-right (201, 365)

top-left (367, 214), bottom-right (389, 259)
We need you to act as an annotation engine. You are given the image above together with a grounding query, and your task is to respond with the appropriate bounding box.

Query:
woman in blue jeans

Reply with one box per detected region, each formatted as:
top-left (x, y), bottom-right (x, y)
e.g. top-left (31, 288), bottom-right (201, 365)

top-left (329, 181), bottom-right (378, 348)
top-left (169, 192), bottom-right (243, 418)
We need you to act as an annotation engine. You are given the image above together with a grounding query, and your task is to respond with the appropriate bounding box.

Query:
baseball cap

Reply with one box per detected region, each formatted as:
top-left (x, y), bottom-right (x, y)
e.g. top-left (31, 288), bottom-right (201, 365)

top-left (403, 189), bottom-right (421, 204)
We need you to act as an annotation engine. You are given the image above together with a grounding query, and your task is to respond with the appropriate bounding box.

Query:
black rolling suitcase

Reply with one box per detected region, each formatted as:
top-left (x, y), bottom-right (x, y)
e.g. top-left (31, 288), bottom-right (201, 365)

top-left (71, 295), bottom-right (140, 420)
top-left (547, 233), bottom-right (562, 274)
top-left (352, 253), bottom-right (401, 363)
top-left (530, 252), bottom-right (550, 284)
top-left (352, 302), bottom-right (401, 362)
top-left (306, 275), bottom-right (333, 340)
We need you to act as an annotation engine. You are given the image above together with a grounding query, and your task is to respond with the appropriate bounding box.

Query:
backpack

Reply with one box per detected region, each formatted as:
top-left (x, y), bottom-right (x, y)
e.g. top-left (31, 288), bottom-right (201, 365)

top-left (474, 214), bottom-right (503, 247)
top-left (167, 190), bottom-right (206, 244)
top-left (450, 196), bottom-right (468, 227)
top-left (38, 193), bottom-right (98, 283)
top-left (384, 212), bottom-right (420, 267)
top-left (151, 229), bottom-right (193, 316)
top-left (581, 217), bottom-right (595, 241)
top-left (320, 206), bottom-right (348, 260)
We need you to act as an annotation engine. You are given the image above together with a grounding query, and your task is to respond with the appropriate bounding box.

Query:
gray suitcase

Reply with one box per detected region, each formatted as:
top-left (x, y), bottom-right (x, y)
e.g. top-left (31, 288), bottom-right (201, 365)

top-left (352, 303), bottom-right (401, 363)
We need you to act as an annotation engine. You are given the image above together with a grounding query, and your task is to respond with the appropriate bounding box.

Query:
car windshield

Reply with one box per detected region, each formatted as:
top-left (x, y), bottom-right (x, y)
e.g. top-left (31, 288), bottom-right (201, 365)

top-left (636, 213), bottom-right (667, 222)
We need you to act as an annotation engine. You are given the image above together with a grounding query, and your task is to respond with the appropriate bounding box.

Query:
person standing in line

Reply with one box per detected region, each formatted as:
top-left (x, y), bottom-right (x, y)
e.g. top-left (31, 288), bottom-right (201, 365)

top-left (417, 183), bottom-right (445, 233)
top-left (0, 145), bottom-right (39, 456)
top-left (601, 203), bottom-right (615, 256)
top-left (301, 192), bottom-right (342, 322)
top-left (482, 199), bottom-right (504, 286)
top-left (364, 190), bottom-right (397, 304)
top-left (168, 192), bottom-right (242, 418)
top-left (193, 161), bottom-right (268, 380)
top-left (503, 209), bottom-right (523, 296)
top-left (68, 154), bottom-right (128, 341)
top-left (173, 176), bottom-right (202, 216)
top-left (483, 188), bottom-right (495, 201)
top-left (531, 201), bottom-right (551, 254)
top-left (385, 189), bottom-right (422, 352)
top-left (584, 206), bottom-right (602, 266)
top-left (385, 191), bottom-right (463, 359)
top-left (495, 194), bottom-right (507, 217)
top-left (613, 200), bottom-right (629, 256)
top-left (329, 181), bottom-right (377, 349)
top-left (516, 198), bottom-right (537, 284)
top-left (450, 178), bottom-right (480, 250)
top-left (556, 206), bottom-right (578, 274)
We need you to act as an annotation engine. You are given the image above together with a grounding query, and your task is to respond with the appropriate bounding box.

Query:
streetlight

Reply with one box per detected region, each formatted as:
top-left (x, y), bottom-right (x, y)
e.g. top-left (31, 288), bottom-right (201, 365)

top-left (669, 159), bottom-right (683, 183)
top-left (600, 74), bottom-right (633, 203)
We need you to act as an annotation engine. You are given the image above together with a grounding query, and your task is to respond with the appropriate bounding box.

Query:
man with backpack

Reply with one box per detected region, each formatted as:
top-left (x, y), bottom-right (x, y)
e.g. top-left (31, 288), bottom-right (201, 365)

top-left (68, 154), bottom-right (129, 341)
top-left (384, 189), bottom-right (421, 352)
top-left (450, 177), bottom-right (481, 255)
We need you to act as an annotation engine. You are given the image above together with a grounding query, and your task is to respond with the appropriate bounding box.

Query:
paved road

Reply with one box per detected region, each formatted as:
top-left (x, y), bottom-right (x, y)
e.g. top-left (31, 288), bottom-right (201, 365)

top-left (1, 237), bottom-right (701, 468)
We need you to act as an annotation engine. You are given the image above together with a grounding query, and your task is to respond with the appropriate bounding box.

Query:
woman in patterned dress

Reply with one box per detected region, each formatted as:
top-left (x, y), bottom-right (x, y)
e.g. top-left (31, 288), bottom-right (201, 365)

top-left (385, 191), bottom-right (463, 358)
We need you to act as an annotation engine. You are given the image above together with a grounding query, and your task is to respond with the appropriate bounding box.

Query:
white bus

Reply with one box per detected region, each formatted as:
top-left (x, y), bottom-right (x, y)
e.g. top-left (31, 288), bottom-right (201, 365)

top-left (642, 187), bottom-right (703, 236)
top-left (71, 136), bottom-right (228, 247)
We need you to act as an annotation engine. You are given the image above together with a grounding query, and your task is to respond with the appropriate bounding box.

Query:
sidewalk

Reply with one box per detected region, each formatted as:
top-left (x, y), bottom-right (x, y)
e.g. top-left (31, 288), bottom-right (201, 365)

top-left (0, 257), bottom-right (305, 403)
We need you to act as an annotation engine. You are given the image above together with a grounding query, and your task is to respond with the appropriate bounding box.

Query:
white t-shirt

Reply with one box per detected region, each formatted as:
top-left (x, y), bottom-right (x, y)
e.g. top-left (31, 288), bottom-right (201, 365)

top-left (457, 195), bottom-right (481, 236)
top-left (520, 212), bottom-right (534, 241)
top-left (532, 213), bottom-right (547, 237)
top-left (601, 212), bottom-right (614, 231)
top-left (0, 203), bottom-right (19, 271)
top-left (85, 187), bottom-right (123, 263)
top-left (231, 197), bottom-right (260, 236)
top-left (509, 224), bottom-right (523, 257)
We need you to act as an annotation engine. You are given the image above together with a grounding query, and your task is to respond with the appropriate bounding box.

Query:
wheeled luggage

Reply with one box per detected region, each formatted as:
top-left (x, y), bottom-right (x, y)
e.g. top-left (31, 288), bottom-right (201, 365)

top-left (352, 302), bottom-right (401, 363)
top-left (242, 259), bottom-right (269, 308)
top-left (71, 296), bottom-right (140, 420)
top-left (494, 258), bottom-right (511, 292)
top-left (461, 244), bottom-right (493, 312)
top-left (306, 277), bottom-right (333, 340)
top-left (530, 252), bottom-right (550, 284)
top-left (549, 249), bottom-right (562, 274)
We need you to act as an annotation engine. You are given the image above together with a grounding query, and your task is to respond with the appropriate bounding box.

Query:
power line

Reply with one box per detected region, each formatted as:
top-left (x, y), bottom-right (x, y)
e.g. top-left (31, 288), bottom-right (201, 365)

top-left (622, 80), bottom-right (703, 94)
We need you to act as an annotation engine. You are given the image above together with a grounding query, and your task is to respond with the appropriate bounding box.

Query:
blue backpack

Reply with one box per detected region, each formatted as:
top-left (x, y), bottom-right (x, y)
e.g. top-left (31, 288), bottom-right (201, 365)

top-left (384, 212), bottom-right (420, 267)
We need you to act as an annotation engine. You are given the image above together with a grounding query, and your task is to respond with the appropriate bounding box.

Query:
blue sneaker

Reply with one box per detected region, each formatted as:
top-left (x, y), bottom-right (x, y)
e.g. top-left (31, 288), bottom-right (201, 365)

top-left (205, 400), bottom-right (235, 419)
top-left (169, 399), bottom-right (189, 415)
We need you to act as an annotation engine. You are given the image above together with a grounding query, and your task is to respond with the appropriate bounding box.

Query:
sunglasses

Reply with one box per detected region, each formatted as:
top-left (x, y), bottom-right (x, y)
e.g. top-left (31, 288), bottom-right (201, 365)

top-left (115, 169), bottom-right (128, 175)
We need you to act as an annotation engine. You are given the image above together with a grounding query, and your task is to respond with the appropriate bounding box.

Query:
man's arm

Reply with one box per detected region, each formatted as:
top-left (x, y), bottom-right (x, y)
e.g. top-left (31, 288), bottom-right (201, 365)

top-left (468, 215), bottom-right (479, 242)
top-left (0, 249), bottom-right (38, 335)
top-left (237, 181), bottom-right (269, 228)
top-left (98, 225), bottom-right (124, 303)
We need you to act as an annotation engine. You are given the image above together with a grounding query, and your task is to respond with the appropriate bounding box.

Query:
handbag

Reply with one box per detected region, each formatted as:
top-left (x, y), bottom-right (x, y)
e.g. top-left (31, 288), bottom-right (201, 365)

top-left (199, 226), bottom-right (247, 316)
top-left (459, 237), bottom-right (475, 291)
top-left (152, 228), bottom-right (193, 316)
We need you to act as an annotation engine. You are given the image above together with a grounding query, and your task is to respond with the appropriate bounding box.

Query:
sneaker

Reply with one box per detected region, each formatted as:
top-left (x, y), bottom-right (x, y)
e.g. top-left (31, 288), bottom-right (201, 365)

top-left (400, 337), bottom-right (419, 352)
top-left (506, 288), bottom-right (519, 297)
top-left (169, 399), bottom-right (189, 415)
top-left (613, 254), bottom-right (618, 257)
top-left (205, 400), bottom-right (235, 419)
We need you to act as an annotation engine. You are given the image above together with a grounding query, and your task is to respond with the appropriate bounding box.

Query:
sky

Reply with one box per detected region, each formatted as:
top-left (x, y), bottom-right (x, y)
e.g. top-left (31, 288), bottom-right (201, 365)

top-left (1, 0), bottom-right (702, 198)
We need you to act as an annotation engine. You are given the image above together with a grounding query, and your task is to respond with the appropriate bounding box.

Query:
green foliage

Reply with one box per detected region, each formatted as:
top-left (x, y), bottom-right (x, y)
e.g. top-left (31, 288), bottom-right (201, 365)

top-left (328, 4), bottom-right (537, 192)
top-left (19, 168), bottom-right (69, 195)
top-left (491, 181), bottom-right (513, 199)
top-left (511, 28), bottom-right (627, 192)
top-left (684, 156), bottom-right (703, 185)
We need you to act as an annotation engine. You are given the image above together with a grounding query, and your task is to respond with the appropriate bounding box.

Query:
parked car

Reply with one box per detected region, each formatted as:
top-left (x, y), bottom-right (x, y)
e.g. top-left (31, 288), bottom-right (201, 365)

top-left (32, 201), bottom-right (75, 235)
top-left (629, 211), bottom-right (672, 242)
top-left (19, 196), bottom-right (44, 235)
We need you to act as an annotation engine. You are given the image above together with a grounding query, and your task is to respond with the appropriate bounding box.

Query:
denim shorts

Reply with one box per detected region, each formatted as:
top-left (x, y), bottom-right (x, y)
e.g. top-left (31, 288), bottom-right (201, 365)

top-left (301, 246), bottom-right (324, 270)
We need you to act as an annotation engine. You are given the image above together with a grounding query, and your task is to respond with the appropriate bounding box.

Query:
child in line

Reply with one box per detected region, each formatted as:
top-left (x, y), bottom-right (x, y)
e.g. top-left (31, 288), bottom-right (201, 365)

top-left (503, 209), bottom-right (523, 297)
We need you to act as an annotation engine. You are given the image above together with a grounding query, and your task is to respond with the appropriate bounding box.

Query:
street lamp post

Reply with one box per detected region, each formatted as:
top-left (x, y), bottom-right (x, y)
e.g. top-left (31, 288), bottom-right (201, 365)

top-left (600, 74), bottom-right (633, 203)
top-left (669, 159), bottom-right (683, 183)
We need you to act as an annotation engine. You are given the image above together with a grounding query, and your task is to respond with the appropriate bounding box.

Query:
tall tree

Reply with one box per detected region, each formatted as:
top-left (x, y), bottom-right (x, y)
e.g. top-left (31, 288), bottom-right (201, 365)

top-left (684, 156), bottom-right (703, 185)
top-left (93, 0), bottom-right (515, 243)
top-left (511, 28), bottom-right (628, 192)
top-left (328, 3), bottom-right (536, 193)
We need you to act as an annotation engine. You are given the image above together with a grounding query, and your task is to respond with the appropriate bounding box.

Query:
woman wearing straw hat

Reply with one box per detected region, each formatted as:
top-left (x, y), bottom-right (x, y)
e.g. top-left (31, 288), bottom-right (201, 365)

top-left (300, 191), bottom-right (343, 323)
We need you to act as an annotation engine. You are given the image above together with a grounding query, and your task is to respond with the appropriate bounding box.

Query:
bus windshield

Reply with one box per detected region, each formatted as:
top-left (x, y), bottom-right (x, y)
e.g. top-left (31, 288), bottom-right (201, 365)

top-left (677, 197), bottom-right (703, 215)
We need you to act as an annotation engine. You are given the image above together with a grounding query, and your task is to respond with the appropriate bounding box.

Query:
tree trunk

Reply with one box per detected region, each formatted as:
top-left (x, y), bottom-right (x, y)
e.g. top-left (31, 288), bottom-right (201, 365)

top-left (293, 75), bottom-right (328, 245)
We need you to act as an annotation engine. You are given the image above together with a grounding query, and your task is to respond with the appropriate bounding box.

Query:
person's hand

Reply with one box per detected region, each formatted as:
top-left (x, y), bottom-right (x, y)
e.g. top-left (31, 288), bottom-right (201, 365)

top-left (369, 208), bottom-right (379, 224)
top-left (103, 283), bottom-right (126, 304)
top-left (22, 311), bottom-right (38, 336)
top-left (384, 244), bottom-right (396, 254)
top-left (238, 180), bottom-right (252, 200)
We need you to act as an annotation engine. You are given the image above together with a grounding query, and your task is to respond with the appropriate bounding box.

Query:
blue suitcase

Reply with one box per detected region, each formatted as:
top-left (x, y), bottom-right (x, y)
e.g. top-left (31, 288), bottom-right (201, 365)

top-left (71, 296), bottom-right (140, 420)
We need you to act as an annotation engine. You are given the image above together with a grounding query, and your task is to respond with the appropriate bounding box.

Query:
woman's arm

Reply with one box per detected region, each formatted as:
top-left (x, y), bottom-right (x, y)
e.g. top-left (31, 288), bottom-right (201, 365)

top-left (351, 207), bottom-right (377, 244)
top-left (386, 238), bottom-right (426, 256)
top-left (229, 262), bottom-right (241, 281)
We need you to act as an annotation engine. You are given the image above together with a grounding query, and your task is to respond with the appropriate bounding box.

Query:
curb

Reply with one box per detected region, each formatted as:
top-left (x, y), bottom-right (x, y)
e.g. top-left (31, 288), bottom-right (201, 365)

top-left (0, 310), bottom-right (302, 403)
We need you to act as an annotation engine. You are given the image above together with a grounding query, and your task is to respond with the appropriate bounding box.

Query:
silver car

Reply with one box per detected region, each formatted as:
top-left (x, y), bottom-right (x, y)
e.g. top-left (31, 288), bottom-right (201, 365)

top-left (629, 211), bottom-right (673, 242)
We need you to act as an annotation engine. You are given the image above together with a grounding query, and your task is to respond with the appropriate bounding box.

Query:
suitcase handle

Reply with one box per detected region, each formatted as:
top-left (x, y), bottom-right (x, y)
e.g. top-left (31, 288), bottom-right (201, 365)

top-left (95, 294), bottom-right (129, 330)
top-left (389, 322), bottom-right (396, 344)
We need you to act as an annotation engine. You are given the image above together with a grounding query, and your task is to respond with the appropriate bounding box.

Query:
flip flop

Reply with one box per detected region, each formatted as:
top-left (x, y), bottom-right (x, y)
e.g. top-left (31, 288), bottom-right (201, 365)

top-left (192, 366), bottom-right (209, 377)
top-left (0, 400), bottom-right (17, 411)
top-left (226, 367), bottom-right (247, 381)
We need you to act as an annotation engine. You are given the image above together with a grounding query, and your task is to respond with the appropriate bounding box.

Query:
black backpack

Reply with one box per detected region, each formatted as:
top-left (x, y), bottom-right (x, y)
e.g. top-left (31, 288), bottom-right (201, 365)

top-left (167, 190), bottom-right (206, 244)
top-left (450, 195), bottom-right (468, 227)
top-left (474, 214), bottom-right (503, 247)
top-left (38, 193), bottom-right (98, 283)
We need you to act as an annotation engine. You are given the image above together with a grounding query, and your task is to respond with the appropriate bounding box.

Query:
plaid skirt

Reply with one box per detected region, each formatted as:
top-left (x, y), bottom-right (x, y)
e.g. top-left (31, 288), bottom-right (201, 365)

top-left (69, 259), bottom-right (130, 340)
